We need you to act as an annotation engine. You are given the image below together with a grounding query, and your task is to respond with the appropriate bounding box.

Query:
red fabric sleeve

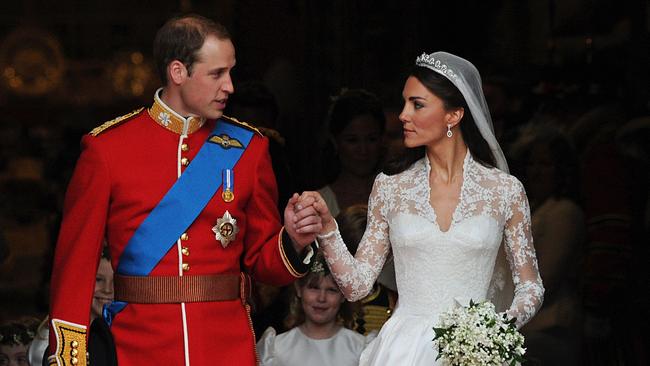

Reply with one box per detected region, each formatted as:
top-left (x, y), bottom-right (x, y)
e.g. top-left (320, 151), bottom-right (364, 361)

top-left (49, 135), bottom-right (109, 351)
top-left (241, 136), bottom-right (301, 285)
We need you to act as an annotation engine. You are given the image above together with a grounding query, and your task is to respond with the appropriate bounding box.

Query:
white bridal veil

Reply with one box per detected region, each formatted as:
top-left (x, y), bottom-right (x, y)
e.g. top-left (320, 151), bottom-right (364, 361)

top-left (414, 51), bottom-right (514, 311)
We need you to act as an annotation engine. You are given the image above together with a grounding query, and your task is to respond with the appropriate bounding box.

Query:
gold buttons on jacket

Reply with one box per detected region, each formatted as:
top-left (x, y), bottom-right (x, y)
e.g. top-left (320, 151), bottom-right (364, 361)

top-left (180, 233), bottom-right (189, 241)
top-left (182, 263), bottom-right (190, 271)
top-left (180, 157), bottom-right (190, 166)
top-left (69, 341), bottom-right (79, 365)
top-left (181, 143), bottom-right (189, 152)
top-left (181, 247), bottom-right (190, 256)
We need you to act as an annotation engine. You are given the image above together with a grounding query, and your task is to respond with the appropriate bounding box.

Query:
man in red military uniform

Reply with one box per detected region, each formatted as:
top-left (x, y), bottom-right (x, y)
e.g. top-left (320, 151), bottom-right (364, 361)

top-left (47, 14), bottom-right (320, 366)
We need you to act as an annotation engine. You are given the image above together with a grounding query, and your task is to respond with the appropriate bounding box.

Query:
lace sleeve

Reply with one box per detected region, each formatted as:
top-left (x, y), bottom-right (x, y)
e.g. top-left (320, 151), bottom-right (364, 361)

top-left (317, 176), bottom-right (391, 302)
top-left (503, 178), bottom-right (545, 328)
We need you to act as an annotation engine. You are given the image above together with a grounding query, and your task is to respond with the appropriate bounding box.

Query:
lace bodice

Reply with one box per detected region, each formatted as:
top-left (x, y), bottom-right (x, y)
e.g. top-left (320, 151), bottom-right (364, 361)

top-left (318, 152), bottom-right (544, 328)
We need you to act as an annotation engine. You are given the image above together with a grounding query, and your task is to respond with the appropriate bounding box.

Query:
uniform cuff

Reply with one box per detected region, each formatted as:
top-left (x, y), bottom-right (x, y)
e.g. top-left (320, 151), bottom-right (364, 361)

top-left (278, 227), bottom-right (314, 277)
top-left (51, 318), bottom-right (87, 366)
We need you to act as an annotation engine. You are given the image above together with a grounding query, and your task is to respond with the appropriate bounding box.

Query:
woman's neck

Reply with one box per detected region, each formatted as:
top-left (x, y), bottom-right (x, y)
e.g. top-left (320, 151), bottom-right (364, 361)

top-left (426, 139), bottom-right (468, 184)
top-left (299, 321), bottom-right (341, 340)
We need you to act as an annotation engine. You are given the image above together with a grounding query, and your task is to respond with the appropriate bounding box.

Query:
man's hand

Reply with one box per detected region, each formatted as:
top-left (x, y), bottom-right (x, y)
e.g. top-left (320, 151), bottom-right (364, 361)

top-left (283, 193), bottom-right (322, 253)
top-left (296, 191), bottom-right (336, 234)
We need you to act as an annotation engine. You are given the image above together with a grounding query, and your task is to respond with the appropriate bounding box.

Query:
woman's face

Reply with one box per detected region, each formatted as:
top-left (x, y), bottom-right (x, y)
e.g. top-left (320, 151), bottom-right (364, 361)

top-left (91, 258), bottom-right (114, 321)
top-left (335, 114), bottom-right (383, 177)
top-left (0, 344), bottom-right (28, 366)
top-left (399, 76), bottom-right (457, 149)
top-left (297, 275), bottom-right (345, 326)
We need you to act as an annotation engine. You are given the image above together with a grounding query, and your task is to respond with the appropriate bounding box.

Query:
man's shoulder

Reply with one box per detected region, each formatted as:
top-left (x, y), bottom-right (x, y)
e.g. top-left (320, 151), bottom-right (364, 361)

top-left (220, 115), bottom-right (264, 137)
top-left (88, 108), bottom-right (146, 137)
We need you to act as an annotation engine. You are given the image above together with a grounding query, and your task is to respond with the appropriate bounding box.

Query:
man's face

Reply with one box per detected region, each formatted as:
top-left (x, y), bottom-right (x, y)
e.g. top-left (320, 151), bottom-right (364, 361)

top-left (178, 36), bottom-right (236, 120)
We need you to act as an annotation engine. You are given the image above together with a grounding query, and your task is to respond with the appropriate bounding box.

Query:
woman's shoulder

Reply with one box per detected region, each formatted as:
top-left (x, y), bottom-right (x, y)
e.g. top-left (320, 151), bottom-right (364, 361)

top-left (471, 160), bottom-right (523, 190)
top-left (376, 157), bottom-right (425, 184)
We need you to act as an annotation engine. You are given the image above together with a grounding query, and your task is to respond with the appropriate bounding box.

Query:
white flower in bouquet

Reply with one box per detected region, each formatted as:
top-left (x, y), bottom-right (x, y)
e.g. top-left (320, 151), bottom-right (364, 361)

top-left (432, 300), bottom-right (525, 366)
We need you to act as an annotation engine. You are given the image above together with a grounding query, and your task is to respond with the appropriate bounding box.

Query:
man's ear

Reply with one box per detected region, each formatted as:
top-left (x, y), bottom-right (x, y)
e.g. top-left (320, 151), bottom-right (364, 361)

top-left (168, 60), bottom-right (187, 85)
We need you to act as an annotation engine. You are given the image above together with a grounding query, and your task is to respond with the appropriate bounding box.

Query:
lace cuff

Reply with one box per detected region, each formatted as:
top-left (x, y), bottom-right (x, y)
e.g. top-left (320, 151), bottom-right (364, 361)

top-left (316, 219), bottom-right (339, 241)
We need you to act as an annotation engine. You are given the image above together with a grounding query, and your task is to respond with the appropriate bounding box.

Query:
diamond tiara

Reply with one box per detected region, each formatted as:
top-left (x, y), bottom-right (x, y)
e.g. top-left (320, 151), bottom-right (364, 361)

top-left (415, 53), bottom-right (458, 80)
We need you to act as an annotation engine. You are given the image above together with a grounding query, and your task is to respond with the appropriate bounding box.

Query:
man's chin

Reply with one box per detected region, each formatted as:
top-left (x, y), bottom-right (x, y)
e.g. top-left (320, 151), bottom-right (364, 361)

top-left (206, 110), bottom-right (224, 120)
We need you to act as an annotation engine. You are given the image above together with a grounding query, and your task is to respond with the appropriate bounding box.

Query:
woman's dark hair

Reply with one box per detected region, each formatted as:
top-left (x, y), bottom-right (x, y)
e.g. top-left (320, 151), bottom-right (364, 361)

top-left (383, 66), bottom-right (496, 175)
top-left (328, 89), bottom-right (386, 137)
top-left (153, 14), bottom-right (231, 85)
top-left (321, 89), bottom-right (386, 185)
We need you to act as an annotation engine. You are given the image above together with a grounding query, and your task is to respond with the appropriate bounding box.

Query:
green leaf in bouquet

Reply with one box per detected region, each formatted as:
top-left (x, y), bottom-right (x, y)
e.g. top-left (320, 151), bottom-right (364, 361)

top-left (432, 327), bottom-right (448, 340)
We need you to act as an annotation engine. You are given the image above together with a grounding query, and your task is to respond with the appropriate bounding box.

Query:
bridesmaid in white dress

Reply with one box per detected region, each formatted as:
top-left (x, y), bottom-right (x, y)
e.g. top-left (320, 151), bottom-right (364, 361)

top-left (257, 253), bottom-right (368, 366)
top-left (294, 52), bottom-right (545, 365)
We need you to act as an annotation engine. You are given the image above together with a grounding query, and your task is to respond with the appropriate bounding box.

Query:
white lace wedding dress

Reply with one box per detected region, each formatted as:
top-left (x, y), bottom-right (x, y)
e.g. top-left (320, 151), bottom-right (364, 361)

top-left (317, 152), bottom-right (545, 365)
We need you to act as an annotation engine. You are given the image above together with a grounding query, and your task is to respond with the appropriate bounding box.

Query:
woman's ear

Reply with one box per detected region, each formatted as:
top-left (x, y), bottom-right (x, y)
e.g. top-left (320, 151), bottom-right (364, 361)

top-left (447, 107), bottom-right (464, 128)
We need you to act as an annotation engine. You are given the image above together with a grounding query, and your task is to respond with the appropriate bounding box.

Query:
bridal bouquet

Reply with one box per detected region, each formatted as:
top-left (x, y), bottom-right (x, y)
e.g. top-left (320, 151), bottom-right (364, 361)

top-left (432, 300), bottom-right (525, 366)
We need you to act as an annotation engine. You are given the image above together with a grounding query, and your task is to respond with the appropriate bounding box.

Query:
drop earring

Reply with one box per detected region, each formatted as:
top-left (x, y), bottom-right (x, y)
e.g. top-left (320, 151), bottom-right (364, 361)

top-left (447, 124), bottom-right (453, 138)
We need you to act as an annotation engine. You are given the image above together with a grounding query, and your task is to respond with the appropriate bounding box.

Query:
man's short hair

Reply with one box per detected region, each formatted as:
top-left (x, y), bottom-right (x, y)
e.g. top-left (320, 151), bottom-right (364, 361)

top-left (153, 14), bottom-right (231, 85)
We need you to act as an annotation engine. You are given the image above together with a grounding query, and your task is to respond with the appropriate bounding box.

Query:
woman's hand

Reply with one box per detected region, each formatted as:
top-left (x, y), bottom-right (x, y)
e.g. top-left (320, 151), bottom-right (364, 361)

top-left (284, 193), bottom-right (322, 251)
top-left (294, 191), bottom-right (336, 235)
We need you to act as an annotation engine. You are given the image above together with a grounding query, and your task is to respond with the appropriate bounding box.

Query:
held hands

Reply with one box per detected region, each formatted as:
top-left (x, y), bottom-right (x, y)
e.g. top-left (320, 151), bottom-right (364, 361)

top-left (283, 192), bottom-right (336, 253)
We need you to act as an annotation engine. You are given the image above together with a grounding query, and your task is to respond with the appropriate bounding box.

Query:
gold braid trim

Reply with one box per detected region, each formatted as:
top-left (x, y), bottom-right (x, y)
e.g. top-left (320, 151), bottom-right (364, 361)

top-left (89, 107), bottom-right (144, 136)
top-left (278, 227), bottom-right (307, 278)
top-left (221, 115), bottom-right (263, 137)
top-left (51, 318), bottom-right (87, 366)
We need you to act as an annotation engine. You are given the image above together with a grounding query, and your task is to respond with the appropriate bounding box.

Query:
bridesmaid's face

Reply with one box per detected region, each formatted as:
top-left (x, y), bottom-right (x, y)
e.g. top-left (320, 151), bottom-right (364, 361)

top-left (297, 275), bottom-right (345, 326)
top-left (399, 76), bottom-right (460, 149)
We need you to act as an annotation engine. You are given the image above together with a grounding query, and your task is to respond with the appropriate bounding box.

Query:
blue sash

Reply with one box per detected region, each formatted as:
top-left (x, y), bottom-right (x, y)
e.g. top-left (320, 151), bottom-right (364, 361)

top-left (105, 119), bottom-right (254, 324)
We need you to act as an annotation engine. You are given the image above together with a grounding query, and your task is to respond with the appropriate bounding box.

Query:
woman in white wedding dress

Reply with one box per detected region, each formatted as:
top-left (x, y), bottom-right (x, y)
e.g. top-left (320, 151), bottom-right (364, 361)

top-left (295, 52), bottom-right (545, 365)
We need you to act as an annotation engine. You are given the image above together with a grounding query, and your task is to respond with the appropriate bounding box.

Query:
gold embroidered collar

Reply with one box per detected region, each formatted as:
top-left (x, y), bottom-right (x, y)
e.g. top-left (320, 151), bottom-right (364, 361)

top-left (148, 88), bottom-right (206, 135)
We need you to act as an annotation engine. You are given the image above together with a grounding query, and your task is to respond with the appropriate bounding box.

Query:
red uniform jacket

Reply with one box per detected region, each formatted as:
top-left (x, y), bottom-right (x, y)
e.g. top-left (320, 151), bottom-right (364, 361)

top-left (48, 94), bottom-right (307, 366)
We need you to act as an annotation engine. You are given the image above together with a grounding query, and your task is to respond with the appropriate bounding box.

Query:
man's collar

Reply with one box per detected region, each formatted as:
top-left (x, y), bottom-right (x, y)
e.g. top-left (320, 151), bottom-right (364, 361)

top-left (148, 88), bottom-right (206, 135)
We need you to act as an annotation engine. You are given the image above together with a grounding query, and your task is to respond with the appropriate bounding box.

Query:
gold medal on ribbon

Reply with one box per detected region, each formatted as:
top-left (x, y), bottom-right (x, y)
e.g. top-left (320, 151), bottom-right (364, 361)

top-left (222, 169), bottom-right (234, 202)
top-left (212, 210), bottom-right (239, 248)
top-left (222, 189), bottom-right (234, 202)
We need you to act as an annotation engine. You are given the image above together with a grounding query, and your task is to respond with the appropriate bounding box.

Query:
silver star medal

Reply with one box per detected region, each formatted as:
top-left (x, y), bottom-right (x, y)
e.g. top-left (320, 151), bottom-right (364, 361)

top-left (212, 210), bottom-right (239, 248)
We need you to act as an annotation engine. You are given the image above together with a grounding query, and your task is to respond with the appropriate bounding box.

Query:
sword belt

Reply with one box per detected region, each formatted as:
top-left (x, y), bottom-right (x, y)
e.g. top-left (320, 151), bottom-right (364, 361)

top-left (114, 273), bottom-right (244, 303)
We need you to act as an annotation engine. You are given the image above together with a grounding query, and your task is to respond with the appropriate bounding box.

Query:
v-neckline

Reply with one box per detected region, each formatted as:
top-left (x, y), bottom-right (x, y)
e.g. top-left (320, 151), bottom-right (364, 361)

top-left (424, 150), bottom-right (470, 234)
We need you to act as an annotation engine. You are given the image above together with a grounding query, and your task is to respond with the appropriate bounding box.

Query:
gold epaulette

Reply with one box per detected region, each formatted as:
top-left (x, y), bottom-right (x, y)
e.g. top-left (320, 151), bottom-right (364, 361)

top-left (221, 115), bottom-right (263, 137)
top-left (89, 108), bottom-right (144, 136)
